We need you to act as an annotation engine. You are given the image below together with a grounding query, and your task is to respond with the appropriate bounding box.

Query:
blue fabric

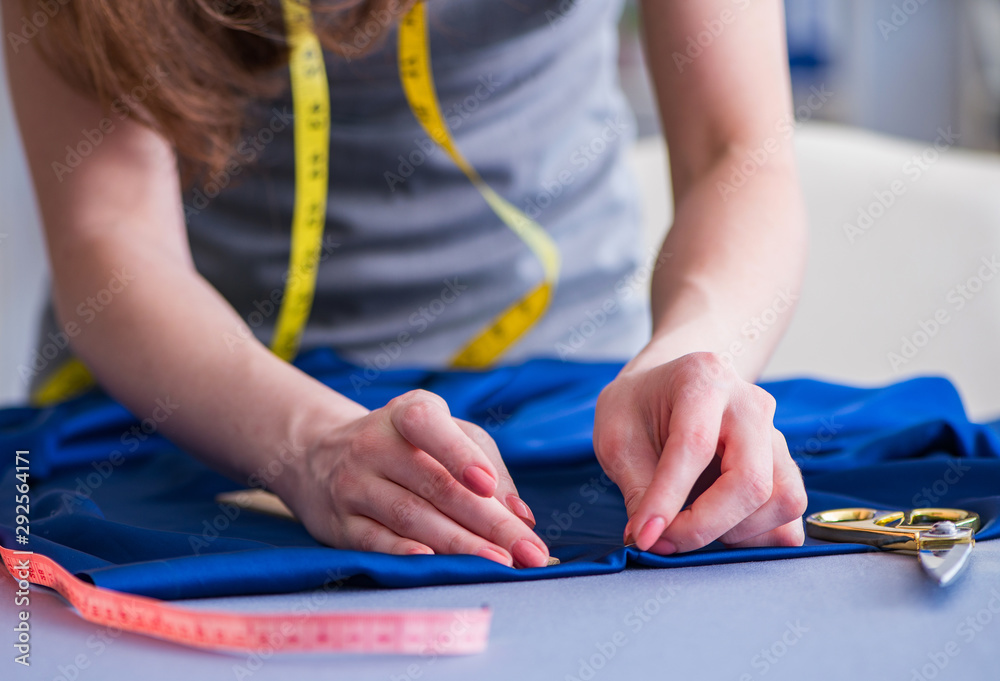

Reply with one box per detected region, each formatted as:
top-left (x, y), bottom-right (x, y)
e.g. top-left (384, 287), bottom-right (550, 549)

top-left (2, 349), bottom-right (999, 600)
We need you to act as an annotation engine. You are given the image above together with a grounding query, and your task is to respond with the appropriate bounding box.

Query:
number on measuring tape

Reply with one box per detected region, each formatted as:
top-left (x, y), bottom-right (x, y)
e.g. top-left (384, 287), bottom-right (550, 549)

top-left (1, 545), bottom-right (490, 654)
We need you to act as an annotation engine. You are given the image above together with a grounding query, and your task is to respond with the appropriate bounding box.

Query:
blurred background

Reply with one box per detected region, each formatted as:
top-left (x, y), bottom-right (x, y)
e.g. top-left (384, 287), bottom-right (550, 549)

top-left (4, 0), bottom-right (1000, 411)
top-left (620, 0), bottom-right (1000, 149)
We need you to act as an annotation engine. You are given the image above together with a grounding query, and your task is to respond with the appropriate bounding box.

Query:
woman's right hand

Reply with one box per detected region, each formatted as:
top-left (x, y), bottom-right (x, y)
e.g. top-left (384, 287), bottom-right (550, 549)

top-left (282, 389), bottom-right (551, 568)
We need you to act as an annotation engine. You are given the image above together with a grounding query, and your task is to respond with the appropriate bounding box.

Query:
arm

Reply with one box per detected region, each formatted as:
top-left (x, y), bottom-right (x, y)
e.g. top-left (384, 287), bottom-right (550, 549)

top-left (635, 0), bottom-right (808, 377)
top-left (4, 5), bottom-right (547, 567)
top-left (594, 0), bottom-right (809, 553)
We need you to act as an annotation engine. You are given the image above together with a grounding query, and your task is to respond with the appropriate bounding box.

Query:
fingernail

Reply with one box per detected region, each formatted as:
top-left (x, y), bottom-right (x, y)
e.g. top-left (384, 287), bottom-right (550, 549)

top-left (511, 539), bottom-right (548, 569)
top-left (476, 546), bottom-right (512, 567)
top-left (650, 538), bottom-right (677, 555)
top-left (506, 495), bottom-right (536, 528)
top-left (463, 466), bottom-right (496, 496)
top-left (636, 516), bottom-right (666, 551)
top-left (406, 545), bottom-right (435, 556)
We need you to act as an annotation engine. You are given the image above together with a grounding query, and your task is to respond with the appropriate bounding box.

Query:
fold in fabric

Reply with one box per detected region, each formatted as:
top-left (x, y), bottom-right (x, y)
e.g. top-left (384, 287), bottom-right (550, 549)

top-left (1, 349), bottom-right (998, 600)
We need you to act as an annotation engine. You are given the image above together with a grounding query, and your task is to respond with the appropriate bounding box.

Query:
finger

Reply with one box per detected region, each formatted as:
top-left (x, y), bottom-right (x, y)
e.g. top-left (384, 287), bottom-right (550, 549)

top-left (384, 452), bottom-right (550, 568)
top-left (718, 430), bottom-right (808, 546)
top-left (628, 387), bottom-right (727, 551)
top-left (342, 515), bottom-right (436, 556)
top-left (455, 420), bottom-right (535, 529)
top-left (723, 518), bottom-right (805, 549)
top-left (656, 392), bottom-right (777, 553)
top-left (615, 451), bottom-right (658, 544)
top-left (650, 516), bottom-right (804, 552)
top-left (387, 390), bottom-right (498, 497)
top-left (594, 414), bottom-right (659, 527)
top-left (357, 477), bottom-right (515, 566)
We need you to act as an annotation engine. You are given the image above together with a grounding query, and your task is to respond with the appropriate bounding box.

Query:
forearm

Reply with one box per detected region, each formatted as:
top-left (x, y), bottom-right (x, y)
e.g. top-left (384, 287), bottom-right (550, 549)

top-left (629, 0), bottom-right (806, 381)
top-left (625, 156), bottom-right (807, 380)
top-left (49, 231), bottom-right (367, 495)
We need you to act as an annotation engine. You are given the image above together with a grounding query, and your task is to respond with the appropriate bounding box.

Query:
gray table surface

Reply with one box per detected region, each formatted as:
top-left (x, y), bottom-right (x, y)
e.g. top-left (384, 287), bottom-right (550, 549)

top-left (5, 539), bottom-right (999, 680)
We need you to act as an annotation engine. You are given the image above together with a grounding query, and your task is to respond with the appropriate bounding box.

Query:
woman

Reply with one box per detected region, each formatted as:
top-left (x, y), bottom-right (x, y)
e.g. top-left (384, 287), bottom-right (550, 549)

top-left (5, 0), bottom-right (808, 569)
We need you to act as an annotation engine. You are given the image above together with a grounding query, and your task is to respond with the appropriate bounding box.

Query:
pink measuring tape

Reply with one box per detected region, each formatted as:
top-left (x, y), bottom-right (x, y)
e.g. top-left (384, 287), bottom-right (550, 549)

top-left (2, 545), bottom-right (490, 655)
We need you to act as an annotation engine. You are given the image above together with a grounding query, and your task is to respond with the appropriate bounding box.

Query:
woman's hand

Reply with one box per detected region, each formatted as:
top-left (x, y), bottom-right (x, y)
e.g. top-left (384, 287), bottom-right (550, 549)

top-left (281, 389), bottom-right (550, 568)
top-left (593, 352), bottom-right (807, 554)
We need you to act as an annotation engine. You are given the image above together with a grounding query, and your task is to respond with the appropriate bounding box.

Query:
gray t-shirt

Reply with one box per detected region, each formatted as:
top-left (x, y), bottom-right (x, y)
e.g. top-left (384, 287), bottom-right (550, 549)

top-left (32, 0), bottom-right (651, 392)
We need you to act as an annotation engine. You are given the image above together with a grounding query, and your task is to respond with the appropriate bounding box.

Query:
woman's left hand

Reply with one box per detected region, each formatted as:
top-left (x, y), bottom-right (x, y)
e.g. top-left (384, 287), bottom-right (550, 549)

top-left (593, 352), bottom-right (808, 554)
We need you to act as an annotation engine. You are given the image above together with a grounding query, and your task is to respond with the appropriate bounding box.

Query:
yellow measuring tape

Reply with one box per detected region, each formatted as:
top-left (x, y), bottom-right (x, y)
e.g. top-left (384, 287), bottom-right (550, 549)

top-left (30, 358), bottom-right (94, 407)
top-left (270, 0), bottom-right (331, 362)
top-left (398, 3), bottom-right (560, 367)
top-left (31, 0), bottom-right (558, 405)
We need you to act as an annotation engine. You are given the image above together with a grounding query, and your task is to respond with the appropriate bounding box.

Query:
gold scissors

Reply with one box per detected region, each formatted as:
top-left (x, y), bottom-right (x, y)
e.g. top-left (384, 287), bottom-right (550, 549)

top-left (805, 507), bottom-right (980, 586)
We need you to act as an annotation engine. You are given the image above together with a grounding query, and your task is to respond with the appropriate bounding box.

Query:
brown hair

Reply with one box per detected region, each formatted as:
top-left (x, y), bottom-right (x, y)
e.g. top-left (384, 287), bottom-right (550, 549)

top-left (30, 0), bottom-right (412, 185)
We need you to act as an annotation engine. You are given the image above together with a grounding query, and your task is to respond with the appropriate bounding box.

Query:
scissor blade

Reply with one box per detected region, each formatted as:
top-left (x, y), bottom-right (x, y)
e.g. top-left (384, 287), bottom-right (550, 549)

top-left (919, 541), bottom-right (973, 586)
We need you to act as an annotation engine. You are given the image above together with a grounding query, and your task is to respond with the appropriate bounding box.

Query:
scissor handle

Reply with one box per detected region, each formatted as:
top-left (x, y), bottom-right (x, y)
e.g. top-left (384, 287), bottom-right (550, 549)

top-left (805, 507), bottom-right (980, 552)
